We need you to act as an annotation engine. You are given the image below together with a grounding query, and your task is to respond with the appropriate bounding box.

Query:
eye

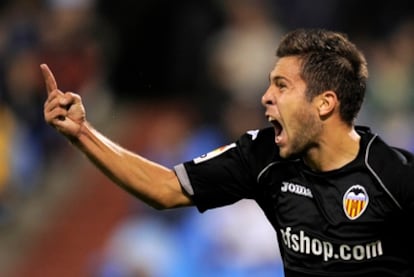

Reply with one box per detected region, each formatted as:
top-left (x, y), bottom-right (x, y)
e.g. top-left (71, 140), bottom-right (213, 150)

top-left (276, 81), bottom-right (287, 90)
top-left (270, 76), bottom-right (288, 92)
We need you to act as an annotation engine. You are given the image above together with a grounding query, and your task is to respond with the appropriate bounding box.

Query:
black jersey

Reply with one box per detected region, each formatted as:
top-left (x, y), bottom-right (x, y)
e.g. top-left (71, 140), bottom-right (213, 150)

top-left (174, 126), bottom-right (414, 277)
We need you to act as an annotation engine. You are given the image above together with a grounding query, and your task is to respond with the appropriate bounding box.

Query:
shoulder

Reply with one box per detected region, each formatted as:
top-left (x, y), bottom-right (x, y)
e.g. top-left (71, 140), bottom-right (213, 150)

top-left (357, 126), bottom-right (414, 166)
top-left (365, 131), bottom-right (414, 169)
top-left (235, 127), bottom-right (283, 174)
top-left (237, 127), bottom-right (279, 158)
top-left (238, 127), bottom-right (275, 143)
top-left (360, 126), bottom-right (414, 210)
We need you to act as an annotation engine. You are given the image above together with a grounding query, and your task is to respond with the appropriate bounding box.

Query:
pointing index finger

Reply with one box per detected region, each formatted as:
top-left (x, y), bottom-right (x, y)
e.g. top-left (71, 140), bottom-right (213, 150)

top-left (40, 63), bottom-right (58, 94)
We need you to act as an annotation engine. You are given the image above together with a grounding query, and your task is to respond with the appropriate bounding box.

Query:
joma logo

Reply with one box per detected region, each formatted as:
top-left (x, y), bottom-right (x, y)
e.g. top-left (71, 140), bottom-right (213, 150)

top-left (281, 181), bottom-right (313, 198)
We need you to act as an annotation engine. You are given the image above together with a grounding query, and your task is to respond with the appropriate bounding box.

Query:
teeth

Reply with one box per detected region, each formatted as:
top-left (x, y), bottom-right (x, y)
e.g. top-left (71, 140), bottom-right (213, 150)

top-left (268, 116), bottom-right (276, 122)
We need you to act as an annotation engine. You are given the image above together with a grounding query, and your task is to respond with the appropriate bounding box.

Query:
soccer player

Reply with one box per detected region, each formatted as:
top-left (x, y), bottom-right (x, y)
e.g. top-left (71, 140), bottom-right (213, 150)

top-left (42, 28), bottom-right (414, 276)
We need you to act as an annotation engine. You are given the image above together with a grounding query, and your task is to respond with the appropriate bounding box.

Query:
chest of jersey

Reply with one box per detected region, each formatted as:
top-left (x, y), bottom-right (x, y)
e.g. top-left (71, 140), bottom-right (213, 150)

top-left (260, 162), bottom-right (396, 232)
top-left (257, 161), bottom-right (401, 272)
top-left (277, 173), bottom-right (390, 238)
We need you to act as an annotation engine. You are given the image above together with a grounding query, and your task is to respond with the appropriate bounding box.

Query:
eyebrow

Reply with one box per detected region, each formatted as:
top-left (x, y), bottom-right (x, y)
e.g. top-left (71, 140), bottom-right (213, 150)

top-left (269, 74), bottom-right (288, 84)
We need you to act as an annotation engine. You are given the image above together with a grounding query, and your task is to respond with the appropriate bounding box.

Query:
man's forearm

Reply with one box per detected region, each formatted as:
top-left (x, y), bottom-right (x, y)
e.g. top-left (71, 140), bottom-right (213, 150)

top-left (71, 122), bottom-right (192, 209)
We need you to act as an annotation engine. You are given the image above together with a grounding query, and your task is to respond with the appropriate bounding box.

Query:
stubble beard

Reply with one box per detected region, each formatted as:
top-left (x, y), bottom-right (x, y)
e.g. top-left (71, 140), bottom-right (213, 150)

top-left (279, 109), bottom-right (322, 159)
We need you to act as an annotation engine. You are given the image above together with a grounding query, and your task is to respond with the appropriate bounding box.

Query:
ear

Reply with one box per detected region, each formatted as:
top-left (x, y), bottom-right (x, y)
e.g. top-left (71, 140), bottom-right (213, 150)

top-left (316, 90), bottom-right (338, 117)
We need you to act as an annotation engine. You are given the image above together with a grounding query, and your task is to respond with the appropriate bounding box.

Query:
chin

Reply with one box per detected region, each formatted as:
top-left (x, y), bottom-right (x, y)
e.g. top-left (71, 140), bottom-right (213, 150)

top-left (278, 148), bottom-right (291, 159)
top-left (279, 147), bottom-right (301, 160)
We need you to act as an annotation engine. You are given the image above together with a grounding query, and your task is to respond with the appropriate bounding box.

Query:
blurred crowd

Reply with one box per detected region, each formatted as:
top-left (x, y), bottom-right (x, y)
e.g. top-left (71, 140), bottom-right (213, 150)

top-left (0, 0), bottom-right (114, 220)
top-left (0, 0), bottom-right (413, 276)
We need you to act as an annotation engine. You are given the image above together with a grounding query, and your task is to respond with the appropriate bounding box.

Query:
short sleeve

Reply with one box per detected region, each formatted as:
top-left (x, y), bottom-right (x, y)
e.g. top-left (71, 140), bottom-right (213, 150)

top-left (174, 128), bottom-right (279, 212)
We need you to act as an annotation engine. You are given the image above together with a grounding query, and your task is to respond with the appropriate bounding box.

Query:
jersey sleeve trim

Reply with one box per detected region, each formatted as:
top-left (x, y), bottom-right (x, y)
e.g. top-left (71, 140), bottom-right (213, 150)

top-left (174, 163), bottom-right (194, 196)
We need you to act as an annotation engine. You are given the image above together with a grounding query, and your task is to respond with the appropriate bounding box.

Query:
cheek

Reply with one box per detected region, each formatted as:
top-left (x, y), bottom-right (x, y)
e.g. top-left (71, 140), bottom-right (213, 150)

top-left (291, 103), bottom-right (320, 132)
top-left (300, 110), bottom-right (322, 139)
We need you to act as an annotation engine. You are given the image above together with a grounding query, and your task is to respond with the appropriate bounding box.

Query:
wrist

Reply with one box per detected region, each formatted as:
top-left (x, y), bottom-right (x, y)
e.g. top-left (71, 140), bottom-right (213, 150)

top-left (68, 121), bottom-right (89, 146)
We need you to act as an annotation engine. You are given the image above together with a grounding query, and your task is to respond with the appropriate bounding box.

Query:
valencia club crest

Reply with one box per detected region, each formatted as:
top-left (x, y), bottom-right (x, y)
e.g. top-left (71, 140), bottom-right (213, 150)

top-left (343, 185), bottom-right (369, 220)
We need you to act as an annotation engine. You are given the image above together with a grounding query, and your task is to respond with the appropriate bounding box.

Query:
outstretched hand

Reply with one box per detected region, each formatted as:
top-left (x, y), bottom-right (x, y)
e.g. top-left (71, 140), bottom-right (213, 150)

top-left (41, 64), bottom-right (86, 140)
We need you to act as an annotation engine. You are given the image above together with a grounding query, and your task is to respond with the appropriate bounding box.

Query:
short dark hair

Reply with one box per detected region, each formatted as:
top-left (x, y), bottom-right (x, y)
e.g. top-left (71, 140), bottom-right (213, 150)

top-left (276, 28), bottom-right (368, 125)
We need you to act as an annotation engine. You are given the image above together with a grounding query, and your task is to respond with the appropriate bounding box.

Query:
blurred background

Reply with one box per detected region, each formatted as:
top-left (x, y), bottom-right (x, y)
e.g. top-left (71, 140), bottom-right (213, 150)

top-left (0, 0), bottom-right (413, 276)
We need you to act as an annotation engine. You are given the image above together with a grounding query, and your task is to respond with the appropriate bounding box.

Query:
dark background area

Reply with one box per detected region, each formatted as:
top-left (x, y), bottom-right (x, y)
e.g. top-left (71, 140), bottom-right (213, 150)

top-left (95, 0), bottom-right (414, 98)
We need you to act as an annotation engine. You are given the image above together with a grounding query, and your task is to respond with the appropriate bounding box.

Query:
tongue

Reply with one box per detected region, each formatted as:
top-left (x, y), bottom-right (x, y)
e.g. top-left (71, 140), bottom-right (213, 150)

top-left (275, 133), bottom-right (282, 144)
top-left (273, 121), bottom-right (282, 135)
top-left (274, 124), bottom-right (283, 144)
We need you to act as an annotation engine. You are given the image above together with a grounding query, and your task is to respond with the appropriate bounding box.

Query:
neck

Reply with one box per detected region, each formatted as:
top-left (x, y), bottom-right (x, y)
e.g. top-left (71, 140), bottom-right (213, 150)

top-left (304, 125), bottom-right (360, 172)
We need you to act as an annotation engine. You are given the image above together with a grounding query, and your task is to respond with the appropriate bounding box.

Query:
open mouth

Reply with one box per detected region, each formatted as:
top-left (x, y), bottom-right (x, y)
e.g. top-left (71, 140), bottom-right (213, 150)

top-left (268, 116), bottom-right (283, 143)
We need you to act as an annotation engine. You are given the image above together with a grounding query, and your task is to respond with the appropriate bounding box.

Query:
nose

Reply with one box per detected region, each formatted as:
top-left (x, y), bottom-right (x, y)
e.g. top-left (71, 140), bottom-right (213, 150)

top-left (261, 86), bottom-right (274, 107)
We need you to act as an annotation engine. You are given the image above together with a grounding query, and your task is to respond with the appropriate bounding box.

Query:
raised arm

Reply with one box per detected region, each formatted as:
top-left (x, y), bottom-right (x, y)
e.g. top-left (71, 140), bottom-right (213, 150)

top-left (41, 64), bottom-right (192, 209)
